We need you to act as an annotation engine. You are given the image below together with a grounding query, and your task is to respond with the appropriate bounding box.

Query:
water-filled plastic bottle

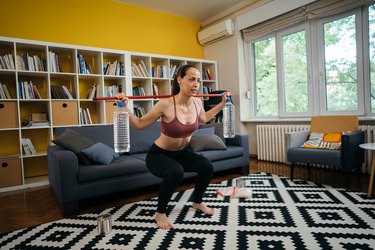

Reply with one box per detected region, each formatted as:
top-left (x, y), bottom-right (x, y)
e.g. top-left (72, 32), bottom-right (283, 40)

top-left (113, 102), bottom-right (130, 153)
top-left (223, 97), bottom-right (235, 138)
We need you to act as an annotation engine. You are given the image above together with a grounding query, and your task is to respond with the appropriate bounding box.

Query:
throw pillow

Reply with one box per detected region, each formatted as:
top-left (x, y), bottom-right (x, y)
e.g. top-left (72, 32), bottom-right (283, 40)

top-left (190, 134), bottom-right (227, 152)
top-left (82, 142), bottom-right (120, 165)
top-left (302, 132), bottom-right (342, 150)
top-left (52, 129), bottom-right (95, 165)
top-left (199, 122), bottom-right (225, 143)
top-left (192, 127), bottom-right (215, 136)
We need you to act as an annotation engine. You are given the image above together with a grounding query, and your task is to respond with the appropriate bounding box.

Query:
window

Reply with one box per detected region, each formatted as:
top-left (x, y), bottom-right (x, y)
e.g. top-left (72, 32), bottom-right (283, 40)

top-left (253, 37), bottom-right (277, 116)
top-left (251, 27), bottom-right (309, 117)
top-left (280, 29), bottom-right (309, 114)
top-left (247, 3), bottom-right (374, 118)
top-left (321, 14), bottom-right (358, 112)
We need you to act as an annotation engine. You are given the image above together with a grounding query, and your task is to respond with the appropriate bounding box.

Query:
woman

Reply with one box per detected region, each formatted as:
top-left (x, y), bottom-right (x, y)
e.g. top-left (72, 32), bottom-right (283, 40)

top-left (117, 64), bottom-right (229, 230)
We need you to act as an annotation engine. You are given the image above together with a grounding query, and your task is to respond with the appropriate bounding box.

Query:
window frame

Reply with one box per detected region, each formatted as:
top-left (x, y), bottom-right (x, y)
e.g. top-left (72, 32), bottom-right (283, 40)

top-left (250, 34), bottom-right (277, 118)
top-left (277, 24), bottom-right (313, 117)
top-left (316, 9), bottom-right (365, 115)
top-left (247, 5), bottom-right (373, 119)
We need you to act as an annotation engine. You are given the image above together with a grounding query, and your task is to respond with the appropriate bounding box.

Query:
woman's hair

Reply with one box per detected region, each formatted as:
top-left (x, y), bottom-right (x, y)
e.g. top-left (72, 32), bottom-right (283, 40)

top-left (171, 64), bottom-right (198, 95)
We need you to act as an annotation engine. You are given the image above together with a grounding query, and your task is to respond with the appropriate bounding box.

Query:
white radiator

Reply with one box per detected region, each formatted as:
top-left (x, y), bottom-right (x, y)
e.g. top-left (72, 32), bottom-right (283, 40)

top-left (256, 124), bottom-right (374, 174)
top-left (256, 125), bottom-right (309, 163)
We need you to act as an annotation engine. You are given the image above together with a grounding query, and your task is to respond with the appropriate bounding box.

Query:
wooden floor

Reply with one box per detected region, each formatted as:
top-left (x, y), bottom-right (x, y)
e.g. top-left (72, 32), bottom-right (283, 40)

top-left (0, 158), bottom-right (372, 234)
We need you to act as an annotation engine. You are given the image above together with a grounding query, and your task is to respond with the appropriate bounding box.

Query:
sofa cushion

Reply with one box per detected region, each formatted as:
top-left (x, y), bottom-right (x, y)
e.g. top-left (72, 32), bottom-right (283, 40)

top-left (130, 153), bottom-right (147, 161)
top-left (190, 134), bottom-right (227, 152)
top-left (78, 155), bottom-right (148, 182)
top-left (192, 127), bottom-right (215, 136)
top-left (198, 146), bottom-right (243, 162)
top-left (82, 142), bottom-right (119, 165)
top-left (199, 122), bottom-right (225, 143)
top-left (129, 122), bottom-right (161, 154)
top-left (55, 125), bottom-right (114, 148)
top-left (52, 129), bottom-right (95, 165)
top-left (288, 147), bottom-right (341, 166)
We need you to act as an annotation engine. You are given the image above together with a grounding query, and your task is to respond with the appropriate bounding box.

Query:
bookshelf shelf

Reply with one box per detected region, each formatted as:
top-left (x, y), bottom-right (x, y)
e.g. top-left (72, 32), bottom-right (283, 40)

top-left (0, 36), bottom-right (218, 192)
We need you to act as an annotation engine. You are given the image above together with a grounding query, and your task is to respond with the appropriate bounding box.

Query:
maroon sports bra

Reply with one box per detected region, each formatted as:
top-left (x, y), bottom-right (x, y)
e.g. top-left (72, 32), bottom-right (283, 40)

top-left (161, 96), bottom-right (199, 138)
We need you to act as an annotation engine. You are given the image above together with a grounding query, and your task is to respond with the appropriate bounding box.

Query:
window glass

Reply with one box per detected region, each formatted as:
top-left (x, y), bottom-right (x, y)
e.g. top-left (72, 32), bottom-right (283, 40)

top-left (323, 14), bottom-right (357, 111)
top-left (254, 37), bottom-right (278, 116)
top-left (282, 30), bottom-right (308, 113)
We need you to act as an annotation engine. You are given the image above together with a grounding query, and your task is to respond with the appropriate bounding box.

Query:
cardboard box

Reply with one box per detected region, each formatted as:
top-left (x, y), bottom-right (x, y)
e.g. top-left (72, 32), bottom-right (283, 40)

top-left (52, 101), bottom-right (79, 126)
top-left (0, 101), bottom-right (18, 128)
top-left (0, 158), bottom-right (22, 188)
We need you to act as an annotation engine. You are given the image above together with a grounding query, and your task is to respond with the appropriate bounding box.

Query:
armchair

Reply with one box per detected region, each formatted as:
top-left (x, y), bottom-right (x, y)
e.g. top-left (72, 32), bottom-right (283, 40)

top-left (286, 116), bottom-right (364, 186)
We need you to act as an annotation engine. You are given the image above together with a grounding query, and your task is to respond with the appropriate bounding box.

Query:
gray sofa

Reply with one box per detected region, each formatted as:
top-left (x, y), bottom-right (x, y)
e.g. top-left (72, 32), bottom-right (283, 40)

top-left (48, 122), bottom-right (249, 216)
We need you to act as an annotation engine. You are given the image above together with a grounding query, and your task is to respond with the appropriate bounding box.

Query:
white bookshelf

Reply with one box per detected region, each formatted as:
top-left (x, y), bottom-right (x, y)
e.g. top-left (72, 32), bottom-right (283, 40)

top-left (0, 36), bottom-right (218, 192)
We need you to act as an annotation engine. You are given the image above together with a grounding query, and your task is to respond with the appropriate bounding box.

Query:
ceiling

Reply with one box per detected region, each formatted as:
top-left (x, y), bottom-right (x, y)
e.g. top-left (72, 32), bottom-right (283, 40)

top-left (115, 0), bottom-right (252, 21)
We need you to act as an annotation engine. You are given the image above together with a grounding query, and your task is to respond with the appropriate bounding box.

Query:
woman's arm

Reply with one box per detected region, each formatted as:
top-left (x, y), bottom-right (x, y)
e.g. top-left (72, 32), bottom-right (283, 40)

top-left (197, 92), bottom-right (229, 124)
top-left (116, 93), bottom-right (164, 130)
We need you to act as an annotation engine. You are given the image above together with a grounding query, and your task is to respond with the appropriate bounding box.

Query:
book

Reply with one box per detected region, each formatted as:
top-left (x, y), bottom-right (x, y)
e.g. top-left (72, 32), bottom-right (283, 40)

top-left (30, 120), bottom-right (50, 127)
top-left (86, 84), bottom-right (96, 99)
top-left (2, 84), bottom-right (12, 98)
top-left (152, 83), bottom-right (159, 95)
top-left (62, 85), bottom-right (74, 99)
top-left (0, 83), bottom-right (6, 99)
top-left (21, 138), bottom-right (32, 155)
top-left (26, 138), bottom-right (37, 154)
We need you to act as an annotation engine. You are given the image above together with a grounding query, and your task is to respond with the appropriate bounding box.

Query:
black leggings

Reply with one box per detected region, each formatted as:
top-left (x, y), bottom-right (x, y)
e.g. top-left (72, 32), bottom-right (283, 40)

top-left (145, 143), bottom-right (214, 213)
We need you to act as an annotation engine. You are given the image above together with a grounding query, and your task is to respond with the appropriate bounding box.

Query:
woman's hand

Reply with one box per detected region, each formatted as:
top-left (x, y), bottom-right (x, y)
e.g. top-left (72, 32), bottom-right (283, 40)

top-left (115, 93), bottom-right (129, 106)
top-left (221, 91), bottom-right (232, 104)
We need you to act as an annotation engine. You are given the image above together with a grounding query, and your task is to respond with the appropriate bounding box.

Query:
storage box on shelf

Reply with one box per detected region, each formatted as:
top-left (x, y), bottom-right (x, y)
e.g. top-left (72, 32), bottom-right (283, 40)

top-left (0, 36), bottom-right (218, 192)
top-left (0, 158), bottom-right (22, 188)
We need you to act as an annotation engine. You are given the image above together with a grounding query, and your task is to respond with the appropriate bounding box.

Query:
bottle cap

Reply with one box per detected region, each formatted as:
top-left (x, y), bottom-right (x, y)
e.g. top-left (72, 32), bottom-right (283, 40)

top-left (226, 97), bottom-right (231, 103)
top-left (118, 102), bottom-right (125, 107)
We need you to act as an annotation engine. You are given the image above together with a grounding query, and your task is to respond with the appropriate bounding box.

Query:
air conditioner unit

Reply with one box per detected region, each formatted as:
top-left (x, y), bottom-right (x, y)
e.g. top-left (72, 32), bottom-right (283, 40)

top-left (198, 19), bottom-right (234, 46)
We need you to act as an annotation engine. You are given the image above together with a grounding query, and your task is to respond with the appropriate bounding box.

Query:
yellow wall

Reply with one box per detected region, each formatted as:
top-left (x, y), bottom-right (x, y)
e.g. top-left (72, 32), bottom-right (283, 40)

top-left (0, 0), bottom-right (203, 58)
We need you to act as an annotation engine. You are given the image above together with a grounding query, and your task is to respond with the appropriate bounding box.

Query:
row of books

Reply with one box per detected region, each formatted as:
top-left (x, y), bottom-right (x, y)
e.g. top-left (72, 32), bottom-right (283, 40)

top-left (77, 53), bottom-right (93, 74)
top-left (202, 86), bottom-right (213, 100)
top-left (202, 85), bottom-right (213, 95)
top-left (0, 53), bottom-right (15, 70)
top-left (132, 86), bottom-right (146, 96)
top-left (16, 54), bottom-right (46, 72)
top-left (18, 81), bottom-right (42, 99)
top-left (49, 50), bottom-right (62, 73)
top-left (169, 64), bottom-right (182, 79)
top-left (131, 63), bottom-right (183, 79)
top-left (133, 106), bottom-right (146, 117)
top-left (79, 107), bottom-right (93, 125)
top-left (51, 85), bottom-right (74, 99)
top-left (21, 138), bottom-right (37, 155)
top-left (202, 68), bottom-right (213, 80)
top-left (103, 61), bottom-right (124, 76)
top-left (151, 65), bottom-right (168, 78)
top-left (131, 60), bottom-right (149, 77)
top-left (0, 83), bottom-right (12, 99)
top-left (104, 84), bottom-right (121, 97)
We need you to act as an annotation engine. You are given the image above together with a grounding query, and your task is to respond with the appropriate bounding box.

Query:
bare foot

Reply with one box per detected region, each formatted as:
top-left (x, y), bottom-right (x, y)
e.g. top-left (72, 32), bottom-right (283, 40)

top-left (192, 202), bottom-right (215, 215)
top-left (155, 212), bottom-right (174, 230)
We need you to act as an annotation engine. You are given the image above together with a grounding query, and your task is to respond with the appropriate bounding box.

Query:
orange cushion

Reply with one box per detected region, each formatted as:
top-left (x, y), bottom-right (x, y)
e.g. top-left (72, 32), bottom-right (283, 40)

top-left (302, 132), bottom-right (342, 150)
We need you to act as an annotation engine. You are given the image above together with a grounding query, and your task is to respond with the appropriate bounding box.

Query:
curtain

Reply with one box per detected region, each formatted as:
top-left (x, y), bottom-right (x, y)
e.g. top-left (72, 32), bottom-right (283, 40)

top-left (242, 0), bottom-right (375, 42)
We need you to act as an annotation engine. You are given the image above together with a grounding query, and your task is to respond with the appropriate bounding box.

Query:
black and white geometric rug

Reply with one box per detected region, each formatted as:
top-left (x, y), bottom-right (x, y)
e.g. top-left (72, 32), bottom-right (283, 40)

top-left (1, 172), bottom-right (375, 249)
